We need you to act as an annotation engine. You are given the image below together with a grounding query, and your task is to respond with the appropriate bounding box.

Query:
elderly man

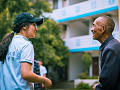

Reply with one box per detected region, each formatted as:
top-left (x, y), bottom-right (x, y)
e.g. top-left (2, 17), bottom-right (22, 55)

top-left (91, 16), bottom-right (120, 90)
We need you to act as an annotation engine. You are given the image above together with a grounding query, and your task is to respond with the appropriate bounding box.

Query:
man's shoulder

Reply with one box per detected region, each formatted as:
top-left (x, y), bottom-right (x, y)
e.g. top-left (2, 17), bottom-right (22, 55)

top-left (103, 39), bottom-right (120, 56)
top-left (107, 39), bottom-right (120, 49)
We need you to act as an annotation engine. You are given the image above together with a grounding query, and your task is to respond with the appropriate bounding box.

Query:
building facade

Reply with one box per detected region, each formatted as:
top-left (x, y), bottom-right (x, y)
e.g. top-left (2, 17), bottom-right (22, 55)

top-left (45, 0), bottom-right (119, 81)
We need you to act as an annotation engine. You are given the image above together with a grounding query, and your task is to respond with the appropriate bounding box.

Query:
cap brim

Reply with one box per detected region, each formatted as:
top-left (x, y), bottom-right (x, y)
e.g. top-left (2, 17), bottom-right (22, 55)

top-left (29, 18), bottom-right (43, 26)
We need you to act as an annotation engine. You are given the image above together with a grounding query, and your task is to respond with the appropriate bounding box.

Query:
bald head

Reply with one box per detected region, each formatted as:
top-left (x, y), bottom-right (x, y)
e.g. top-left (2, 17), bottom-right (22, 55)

top-left (96, 16), bottom-right (115, 34)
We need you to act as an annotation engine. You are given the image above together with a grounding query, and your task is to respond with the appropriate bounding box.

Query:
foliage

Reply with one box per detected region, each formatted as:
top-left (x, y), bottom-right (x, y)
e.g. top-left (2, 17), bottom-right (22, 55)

top-left (32, 0), bottom-right (52, 17)
top-left (78, 72), bottom-right (98, 79)
top-left (0, 0), bottom-right (70, 66)
top-left (0, 8), bottom-right (11, 40)
top-left (78, 73), bottom-right (87, 79)
top-left (76, 82), bottom-right (92, 89)
top-left (31, 19), bottom-right (70, 66)
top-left (82, 52), bottom-right (92, 75)
top-left (86, 76), bottom-right (98, 79)
top-left (0, 0), bottom-right (32, 41)
top-left (79, 52), bottom-right (98, 79)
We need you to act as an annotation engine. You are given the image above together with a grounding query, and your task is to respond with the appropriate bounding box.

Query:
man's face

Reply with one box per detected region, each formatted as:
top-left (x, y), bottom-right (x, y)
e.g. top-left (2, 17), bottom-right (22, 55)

top-left (91, 17), bottom-right (103, 41)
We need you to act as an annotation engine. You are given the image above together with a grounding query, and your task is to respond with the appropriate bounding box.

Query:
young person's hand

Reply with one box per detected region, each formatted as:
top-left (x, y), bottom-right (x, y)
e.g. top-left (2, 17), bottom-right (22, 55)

top-left (43, 78), bottom-right (52, 89)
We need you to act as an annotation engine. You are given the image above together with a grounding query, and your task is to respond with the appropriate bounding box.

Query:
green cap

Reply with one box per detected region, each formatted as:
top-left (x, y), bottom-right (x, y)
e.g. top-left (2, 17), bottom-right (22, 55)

top-left (14, 12), bottom-right (43, 26)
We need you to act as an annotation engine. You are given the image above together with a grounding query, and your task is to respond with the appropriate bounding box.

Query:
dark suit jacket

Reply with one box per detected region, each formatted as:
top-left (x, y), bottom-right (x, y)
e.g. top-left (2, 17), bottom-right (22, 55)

top-left (96, 35), bottom-right (120, 90)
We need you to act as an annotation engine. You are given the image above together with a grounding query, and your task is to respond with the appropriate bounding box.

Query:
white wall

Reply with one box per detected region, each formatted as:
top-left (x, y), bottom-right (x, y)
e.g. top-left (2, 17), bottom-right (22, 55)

top-left (112, 15), bottom-right (119, 32)
top-left (91, 50), bottom-right (100, 57)
top-left (66, 25), bottom-right (70, 39)
top-left (69, 0), bottom-right (88, 5)
top-left (58, 0), bottom-right (63, 8)
top-left (89, 18), bottom-right (93, 35)
top-left (69, 20), bottom-right (89, 38)
top-left (68, 52), bottom-right (84, 81)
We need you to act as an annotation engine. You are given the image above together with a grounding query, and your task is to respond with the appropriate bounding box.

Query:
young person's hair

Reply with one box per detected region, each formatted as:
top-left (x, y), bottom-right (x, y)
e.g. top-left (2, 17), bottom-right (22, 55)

top-left (0, 22), bottom-right (30, 63)
top-left (0, 33), bottom-right (14, 63)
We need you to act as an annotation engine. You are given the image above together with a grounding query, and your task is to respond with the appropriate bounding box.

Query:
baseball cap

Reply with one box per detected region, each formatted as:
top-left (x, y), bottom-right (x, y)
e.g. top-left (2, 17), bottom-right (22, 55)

top-left (14, 12), bottom-right (43, 26)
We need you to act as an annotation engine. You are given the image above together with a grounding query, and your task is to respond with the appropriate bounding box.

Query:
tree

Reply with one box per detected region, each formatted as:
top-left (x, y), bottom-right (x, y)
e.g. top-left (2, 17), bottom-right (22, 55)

top-left (32, 0), bottom-right (52, 17)
top-left (82, 52), bottom-right (92, 75)
top-left (0, 0), bottom-right (32, 41)
top-left (31, 19), bottom-right (70, 66)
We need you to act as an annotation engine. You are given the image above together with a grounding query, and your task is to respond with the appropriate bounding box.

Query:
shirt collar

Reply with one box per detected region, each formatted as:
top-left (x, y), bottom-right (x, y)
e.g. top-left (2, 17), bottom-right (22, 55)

top-left (14, 34), bottom-right (32, 43)
top-left (99, 35), bottom-right (114, 51)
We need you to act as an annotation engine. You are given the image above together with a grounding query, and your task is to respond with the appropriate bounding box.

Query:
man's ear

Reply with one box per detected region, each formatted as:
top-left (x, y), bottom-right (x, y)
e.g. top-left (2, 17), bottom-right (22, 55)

top-left (101, 25), bottom-right (106, 33)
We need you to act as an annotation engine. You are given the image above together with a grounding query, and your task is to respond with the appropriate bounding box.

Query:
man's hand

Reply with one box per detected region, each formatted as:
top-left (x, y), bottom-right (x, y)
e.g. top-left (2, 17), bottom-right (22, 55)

top-left (93, 83), bottom-right (99, 90)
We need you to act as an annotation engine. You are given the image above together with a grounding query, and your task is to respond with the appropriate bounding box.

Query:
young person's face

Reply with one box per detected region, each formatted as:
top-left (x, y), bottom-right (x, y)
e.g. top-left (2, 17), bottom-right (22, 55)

top-left (26, 22), bottom-right (37, 39)
top-left (38, 61), bottom-right (43, 66)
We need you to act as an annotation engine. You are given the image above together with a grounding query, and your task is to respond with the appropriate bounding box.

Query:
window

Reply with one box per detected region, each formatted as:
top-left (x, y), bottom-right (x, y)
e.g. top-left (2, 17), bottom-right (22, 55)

top-left (62, 0), bottom-right (66, 7)
top-left (53, 0), bottom-right (58, 9)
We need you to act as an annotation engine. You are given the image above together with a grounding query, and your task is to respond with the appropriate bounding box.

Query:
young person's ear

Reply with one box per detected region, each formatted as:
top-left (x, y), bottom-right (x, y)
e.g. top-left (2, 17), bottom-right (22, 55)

top-left (22, 26), bottom-right (26, 30)
top-left (22, 26), bottom-right (28, 30)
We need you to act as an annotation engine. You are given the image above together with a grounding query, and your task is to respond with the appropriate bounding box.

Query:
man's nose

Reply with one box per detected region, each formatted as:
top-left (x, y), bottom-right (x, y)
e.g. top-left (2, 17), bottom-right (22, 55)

top-left (91, 27), bottom-right (93, 32)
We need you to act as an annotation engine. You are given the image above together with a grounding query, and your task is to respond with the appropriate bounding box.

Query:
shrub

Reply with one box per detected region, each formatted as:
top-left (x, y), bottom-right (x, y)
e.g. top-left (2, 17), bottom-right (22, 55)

top-left (86, 76), bottom-right (98, 79)
top-left (78, 73), bottom-right (87, 79)
top-left (82, 52), bottom-right (92, 75)
top-left (76, 81), bottom-right (92, 89)
top-left (78, 72), bottom-right (99, 79)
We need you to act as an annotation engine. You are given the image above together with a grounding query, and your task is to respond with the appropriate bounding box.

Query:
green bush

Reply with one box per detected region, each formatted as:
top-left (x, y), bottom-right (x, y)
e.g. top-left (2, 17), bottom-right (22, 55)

top-left (82, 52), bottom-right (92, 75)
top-left (78, 72), bottom-right (99, 79)
top-left (78, 73), bottom-right (87, 79)
top-left (76, 82), bottom-right (92, 89)
top-left (86, 76), bottom-right (98, 79)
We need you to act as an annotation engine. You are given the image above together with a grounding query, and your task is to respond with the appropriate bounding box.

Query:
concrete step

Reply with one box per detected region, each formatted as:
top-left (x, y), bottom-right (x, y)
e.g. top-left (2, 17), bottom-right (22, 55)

top-left (50, 80), bottom-right (74, 89)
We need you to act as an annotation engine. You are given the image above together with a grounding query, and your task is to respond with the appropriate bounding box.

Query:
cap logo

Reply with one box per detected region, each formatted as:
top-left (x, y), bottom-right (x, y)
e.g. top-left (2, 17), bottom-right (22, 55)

top-left (30, 14), bottom-right (33, 17)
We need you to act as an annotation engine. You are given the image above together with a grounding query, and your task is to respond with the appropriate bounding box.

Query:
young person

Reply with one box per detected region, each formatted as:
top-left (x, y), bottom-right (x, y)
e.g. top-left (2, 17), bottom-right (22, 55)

top-left (0, 12), bottom-right (52, 90)
top-left (37, 58), bottom-right (47, 77)
top-left (37, 58), bottom-right (47, 88)
top-left (34, 60), bottom-right (42, 90)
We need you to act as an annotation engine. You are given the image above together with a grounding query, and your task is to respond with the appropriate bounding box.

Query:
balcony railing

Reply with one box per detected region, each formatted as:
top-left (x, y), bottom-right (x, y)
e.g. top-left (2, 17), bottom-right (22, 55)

top-left (65, 31), bottom-right (119, 52)
top-left (50, 0), bottom-right (118, 23)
